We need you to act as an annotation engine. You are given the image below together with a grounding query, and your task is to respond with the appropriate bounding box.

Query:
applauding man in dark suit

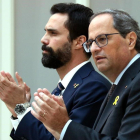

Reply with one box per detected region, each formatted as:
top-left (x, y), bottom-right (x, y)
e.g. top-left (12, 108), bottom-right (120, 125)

top-left (0, 3), bottom-right (111, 140)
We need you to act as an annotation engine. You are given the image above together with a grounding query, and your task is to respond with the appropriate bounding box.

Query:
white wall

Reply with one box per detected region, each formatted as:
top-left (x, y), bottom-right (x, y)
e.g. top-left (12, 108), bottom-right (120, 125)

top-left (76, 0), bottom-right (90, 6)
top-left (90, 0), bottom-right (140, 23)
top-left (0, 0), bottom-right (14, 139)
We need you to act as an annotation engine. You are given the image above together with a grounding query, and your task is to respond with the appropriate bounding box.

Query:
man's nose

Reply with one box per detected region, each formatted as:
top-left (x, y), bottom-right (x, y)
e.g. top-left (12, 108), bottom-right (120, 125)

top-left (90, 41), bottom-right (101, 53)
top-left (41, 34), bottom-right (49, 45)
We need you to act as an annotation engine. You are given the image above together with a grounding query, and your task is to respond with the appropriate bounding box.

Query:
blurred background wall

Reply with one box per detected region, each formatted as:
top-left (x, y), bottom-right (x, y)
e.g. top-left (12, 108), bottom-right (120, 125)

top-left (1, 0), bottom-right (140, 139)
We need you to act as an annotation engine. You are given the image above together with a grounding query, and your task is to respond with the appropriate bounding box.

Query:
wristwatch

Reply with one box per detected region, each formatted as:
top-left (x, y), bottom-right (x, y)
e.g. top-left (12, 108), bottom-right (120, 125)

top-left (14, 102), bottom-right (31, 115)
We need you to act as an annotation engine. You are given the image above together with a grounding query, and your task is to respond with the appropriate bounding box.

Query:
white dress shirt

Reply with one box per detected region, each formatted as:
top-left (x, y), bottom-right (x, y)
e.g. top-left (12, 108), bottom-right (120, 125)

top-left (11, 61), bottom-right (89, 131)
top-left (59, 53), bottom-right (140, 140)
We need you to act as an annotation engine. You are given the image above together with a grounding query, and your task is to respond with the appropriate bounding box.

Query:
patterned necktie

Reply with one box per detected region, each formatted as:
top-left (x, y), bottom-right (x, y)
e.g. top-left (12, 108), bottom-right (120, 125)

top-left (107, 84), bottom-right (116, 102)
top-left (53, 82), bottom-right (65, 96)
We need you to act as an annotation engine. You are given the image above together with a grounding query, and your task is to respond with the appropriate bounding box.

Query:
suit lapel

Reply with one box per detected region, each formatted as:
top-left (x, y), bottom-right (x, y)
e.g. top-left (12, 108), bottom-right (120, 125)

top-left (63, 62), bottom-right (94, 104)
top-left (63, 75), bottom-right (82, 103)
top-left (95, 58), bottom-right (140, 131)
top-left (93, 91), bottom-right (109, 128)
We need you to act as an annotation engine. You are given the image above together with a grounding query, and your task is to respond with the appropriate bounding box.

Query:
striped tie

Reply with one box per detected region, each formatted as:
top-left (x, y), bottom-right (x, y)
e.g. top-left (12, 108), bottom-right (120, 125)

top-left (53, 82), bottom-right (65, 96)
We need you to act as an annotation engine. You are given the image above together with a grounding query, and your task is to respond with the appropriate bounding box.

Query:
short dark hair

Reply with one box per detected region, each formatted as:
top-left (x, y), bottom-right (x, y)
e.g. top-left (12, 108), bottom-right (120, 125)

top-left (51, 3), bottom-right (94, 58)
top-left (90, 9), bottom-right (140, 53)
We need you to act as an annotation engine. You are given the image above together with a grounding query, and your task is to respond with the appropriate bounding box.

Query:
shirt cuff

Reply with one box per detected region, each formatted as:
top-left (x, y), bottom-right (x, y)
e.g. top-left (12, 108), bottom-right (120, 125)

top-left (10, 107), bottom-right (32, 131)
top-left (10, 117), bottom-right (20, 130)
top-left (59, 120), bottom-right (72, 140)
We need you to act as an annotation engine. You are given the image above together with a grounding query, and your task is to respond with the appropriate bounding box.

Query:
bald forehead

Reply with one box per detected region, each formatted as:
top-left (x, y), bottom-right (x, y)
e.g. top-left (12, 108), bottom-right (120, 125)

top-left (91, 14), bottom-right (113, 25)
top-left (89, 14), bottom-right (115, 38)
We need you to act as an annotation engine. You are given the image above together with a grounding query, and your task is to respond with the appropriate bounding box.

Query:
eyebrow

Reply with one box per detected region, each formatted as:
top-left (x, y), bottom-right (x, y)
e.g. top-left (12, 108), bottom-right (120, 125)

top-left (44, 28), bottom-right (58, 32)
top-left (88, 33), bottom-right (106, 40)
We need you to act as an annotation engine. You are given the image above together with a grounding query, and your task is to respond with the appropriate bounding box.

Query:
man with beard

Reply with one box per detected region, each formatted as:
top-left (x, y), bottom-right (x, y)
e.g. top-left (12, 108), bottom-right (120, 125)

top-left (0, 3), bottom-right (111, 140)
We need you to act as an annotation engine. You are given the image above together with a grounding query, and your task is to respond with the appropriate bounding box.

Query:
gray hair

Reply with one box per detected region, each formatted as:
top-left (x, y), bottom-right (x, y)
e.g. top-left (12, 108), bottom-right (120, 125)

top-left (90, 9), bottom-right (140, 52)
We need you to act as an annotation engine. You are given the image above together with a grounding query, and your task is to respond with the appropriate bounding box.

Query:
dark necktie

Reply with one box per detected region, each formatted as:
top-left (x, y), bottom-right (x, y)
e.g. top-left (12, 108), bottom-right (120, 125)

top-left (107, 84), bottom-right (116, 102)
top-left (53, 82), bottom-right (65, 96)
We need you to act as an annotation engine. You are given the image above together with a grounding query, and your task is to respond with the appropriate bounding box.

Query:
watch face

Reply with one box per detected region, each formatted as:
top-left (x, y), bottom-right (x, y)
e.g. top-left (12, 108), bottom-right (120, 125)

top-left (15, 104), bottom-right (26, 115)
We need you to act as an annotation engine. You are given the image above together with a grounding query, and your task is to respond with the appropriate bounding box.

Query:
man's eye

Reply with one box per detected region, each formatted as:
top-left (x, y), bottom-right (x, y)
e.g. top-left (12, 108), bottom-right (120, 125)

top-left (97, 36), bottom-right (106, 44)
top-left (51, 32), bottom-right (57, 35)
top-left (98, 37), bottom-right (106, 41)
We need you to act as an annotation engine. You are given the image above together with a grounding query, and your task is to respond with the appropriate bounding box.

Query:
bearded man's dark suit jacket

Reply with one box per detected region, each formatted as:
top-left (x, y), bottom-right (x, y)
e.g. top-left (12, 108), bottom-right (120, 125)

top-left (10, 62), bottom-right (111, 140)
top-left (63, 58), bottom-right (140, 140)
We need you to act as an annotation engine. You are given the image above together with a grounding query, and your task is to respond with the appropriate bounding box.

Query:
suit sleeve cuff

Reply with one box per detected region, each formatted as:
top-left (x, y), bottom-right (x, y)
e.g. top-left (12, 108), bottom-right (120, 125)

top-left (59, 120), bottom-right (72, 140)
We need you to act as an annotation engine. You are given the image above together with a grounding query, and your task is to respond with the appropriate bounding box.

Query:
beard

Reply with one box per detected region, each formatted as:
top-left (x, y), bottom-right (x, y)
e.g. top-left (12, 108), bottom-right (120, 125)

top-left (41, 42), bottom-right (72, 69)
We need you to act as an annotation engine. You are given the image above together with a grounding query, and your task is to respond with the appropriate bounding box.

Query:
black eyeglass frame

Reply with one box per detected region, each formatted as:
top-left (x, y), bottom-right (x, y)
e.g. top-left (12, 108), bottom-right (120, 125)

top-left (83, 33), bottom-right (120, 53)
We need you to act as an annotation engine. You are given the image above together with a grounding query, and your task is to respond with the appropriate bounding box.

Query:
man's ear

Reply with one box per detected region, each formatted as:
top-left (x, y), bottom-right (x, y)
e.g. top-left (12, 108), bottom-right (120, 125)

top-left (74, 35), bottom-right (86, 50)
top-left (126, 31), bottom-right (137, 50)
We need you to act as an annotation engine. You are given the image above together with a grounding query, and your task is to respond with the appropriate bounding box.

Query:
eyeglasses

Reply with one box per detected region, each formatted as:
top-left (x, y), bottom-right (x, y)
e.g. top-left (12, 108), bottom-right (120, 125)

top-left (83, 33), bottom-right (120, 53)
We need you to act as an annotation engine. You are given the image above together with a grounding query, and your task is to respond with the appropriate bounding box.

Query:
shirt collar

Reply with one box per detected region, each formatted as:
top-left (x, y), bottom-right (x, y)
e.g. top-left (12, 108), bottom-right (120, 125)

top-left (59, 61), bottom-right (89, 89)
top-left (114, 53), bottom-right (140, 85)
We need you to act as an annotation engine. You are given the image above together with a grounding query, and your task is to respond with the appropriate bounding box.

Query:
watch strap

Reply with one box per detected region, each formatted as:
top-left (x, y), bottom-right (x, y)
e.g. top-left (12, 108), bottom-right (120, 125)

top-left (11, 115), bottom-right (18, 120)
top-left (24, 102), bottom-right (31, 109)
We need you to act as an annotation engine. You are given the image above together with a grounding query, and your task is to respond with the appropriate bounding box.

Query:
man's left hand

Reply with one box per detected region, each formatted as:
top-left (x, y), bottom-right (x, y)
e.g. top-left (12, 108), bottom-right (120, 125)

top-left (31, 90), bottom-right (70, 139)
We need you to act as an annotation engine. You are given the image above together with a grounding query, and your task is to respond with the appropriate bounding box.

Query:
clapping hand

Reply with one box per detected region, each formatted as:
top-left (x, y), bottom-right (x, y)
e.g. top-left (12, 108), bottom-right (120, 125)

top-left (0, 71), bottom-right (31, 117)
top-left (31, 89), bottom-right (70, 139)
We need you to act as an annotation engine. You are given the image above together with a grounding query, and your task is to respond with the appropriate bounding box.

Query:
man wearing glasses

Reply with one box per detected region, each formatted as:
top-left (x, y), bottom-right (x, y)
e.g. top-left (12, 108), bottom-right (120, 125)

top-left (31, 9), bottom-right (140, 140)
